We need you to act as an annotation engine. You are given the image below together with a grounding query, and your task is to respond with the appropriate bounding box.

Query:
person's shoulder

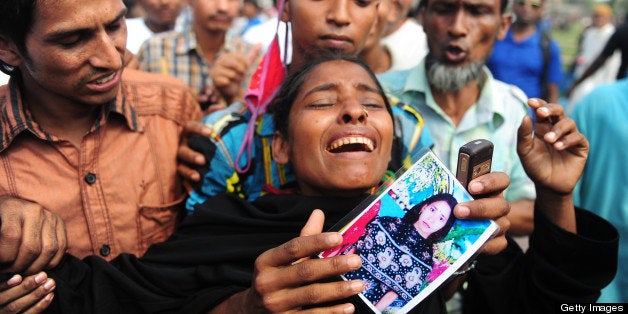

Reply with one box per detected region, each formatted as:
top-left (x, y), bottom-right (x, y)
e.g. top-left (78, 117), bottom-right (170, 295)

top-left (201, 104), bottom-right (253, 137)
top-left (144, 29), bottom-right (183, 43)
top-left (490, 79), bottom-right (528, 107)
top-left (399, 18), bottom-right (423, 33)
top-left (121, 68), bottom-right (200, 121)
top-left (122, 67), bottom-right (190, 89)
top-left (378, 66), bottom-right (414, 82)
top-left (573, 79), bottom-right (628, 116)
top-left (377, 67), bottom-right (415, 91)
top-left (138, 30), bottom-right (183, 52)
top-left (391, 103), bottom-right (424, 125)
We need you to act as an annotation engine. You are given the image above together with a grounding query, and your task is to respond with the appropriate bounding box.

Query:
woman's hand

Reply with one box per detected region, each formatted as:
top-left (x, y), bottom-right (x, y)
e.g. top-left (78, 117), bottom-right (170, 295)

top-left (210, 210), bottom-right (364, 313)
top-left (455, 172), bottom-right (511, 255)
top-left (0, 273), bottom-right (55, 314)
top-left (517, 99), bottom-right (589, 195)
top-left (517, 99), bottom-right (589, 233)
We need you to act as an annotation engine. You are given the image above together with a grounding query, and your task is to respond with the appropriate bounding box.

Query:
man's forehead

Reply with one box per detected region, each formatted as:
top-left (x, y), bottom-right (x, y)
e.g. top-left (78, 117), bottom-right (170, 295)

top-left (32, 0), bottom-right (126, 35)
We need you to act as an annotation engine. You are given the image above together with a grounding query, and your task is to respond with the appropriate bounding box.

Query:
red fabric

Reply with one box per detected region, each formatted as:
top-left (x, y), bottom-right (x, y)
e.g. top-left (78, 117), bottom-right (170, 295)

top-left (235, 2), bottom-right (287, 173)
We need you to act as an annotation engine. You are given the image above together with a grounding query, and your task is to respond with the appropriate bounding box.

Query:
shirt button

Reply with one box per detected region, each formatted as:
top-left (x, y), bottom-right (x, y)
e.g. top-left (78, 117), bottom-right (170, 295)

top-left (85, 173), bottom-right (97, 185)
top-left (99, 244), bottom-right (111, 257)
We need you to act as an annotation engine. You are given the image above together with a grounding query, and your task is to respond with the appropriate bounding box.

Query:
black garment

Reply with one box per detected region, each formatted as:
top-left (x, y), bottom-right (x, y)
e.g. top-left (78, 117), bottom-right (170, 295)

top-left (601, 23), bottom-right (628, 79)
top-left (44, 193), bottom-right (618, 314)
top-left (463, 209), bottom-right (618, 314)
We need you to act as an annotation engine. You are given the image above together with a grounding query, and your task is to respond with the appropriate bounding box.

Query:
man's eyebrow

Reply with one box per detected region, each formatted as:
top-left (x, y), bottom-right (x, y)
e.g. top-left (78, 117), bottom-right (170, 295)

top-left (45, 8), bottom-right (127, 42)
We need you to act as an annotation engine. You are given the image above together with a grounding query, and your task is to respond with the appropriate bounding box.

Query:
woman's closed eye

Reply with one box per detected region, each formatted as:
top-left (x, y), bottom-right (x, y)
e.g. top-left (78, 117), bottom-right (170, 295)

top-left (362, 102), bottom-right (385, 110)
top-left (307, 99), bottom-right (336, 109)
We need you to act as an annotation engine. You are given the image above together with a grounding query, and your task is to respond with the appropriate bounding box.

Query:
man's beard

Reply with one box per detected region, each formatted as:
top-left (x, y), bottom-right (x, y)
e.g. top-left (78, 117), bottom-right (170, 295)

top-left (425, 54), bottom-right (486, 92)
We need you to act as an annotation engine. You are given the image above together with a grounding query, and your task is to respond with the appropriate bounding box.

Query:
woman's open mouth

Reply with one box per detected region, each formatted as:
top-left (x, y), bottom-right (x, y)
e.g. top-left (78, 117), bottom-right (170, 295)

top-left (326, 136), bottom-right (375, 153)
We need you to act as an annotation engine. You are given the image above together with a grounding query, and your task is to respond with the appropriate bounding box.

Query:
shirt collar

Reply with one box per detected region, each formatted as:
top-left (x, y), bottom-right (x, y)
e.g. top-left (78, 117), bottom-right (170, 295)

top-left (0, 77), bottom-right (139, 152)
top-left (177, 24), bottom-right (239, 56)
top-left (402, 59), bottom-right (508, 125)
top-left (111, 80), bottom-right (141, 132)
top-left (178, 24), bottom-right (198, 55)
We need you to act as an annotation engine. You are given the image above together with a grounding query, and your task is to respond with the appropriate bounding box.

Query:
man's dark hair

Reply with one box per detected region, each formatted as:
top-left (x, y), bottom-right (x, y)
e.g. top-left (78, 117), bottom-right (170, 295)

top-left (419, 0), bottom-right (509, 13)
top-left (0, 0), bottom-right (36, 75)
top-left (269, 54), bottom-right (393, 139)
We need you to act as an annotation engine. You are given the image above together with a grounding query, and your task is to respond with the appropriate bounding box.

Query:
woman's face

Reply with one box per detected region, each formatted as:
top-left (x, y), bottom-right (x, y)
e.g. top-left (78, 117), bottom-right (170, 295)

top-left (273, 60), bottom-right (393, 197)
top-left (414, 200), bottom-right (452, 238)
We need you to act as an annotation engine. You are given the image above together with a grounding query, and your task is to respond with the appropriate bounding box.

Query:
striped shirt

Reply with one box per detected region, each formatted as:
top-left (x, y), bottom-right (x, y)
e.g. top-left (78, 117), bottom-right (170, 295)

top-left (136, 24), bottom-right (257, 105)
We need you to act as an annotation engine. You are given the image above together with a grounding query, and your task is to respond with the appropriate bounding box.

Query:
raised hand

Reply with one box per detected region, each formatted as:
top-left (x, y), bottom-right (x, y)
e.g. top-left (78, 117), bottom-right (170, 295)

top-left (517, 98), bottom-right (589, 232)
top-left (517, 99), bottom-right (589, 194)
top-left (210, 44), bottom-right (262, 105)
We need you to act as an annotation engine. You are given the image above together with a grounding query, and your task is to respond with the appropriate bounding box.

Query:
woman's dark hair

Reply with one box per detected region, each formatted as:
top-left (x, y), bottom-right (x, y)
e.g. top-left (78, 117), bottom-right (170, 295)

top-left (0, 0), bottom-right (37, 75)
top-left (268, 54), bottom-right (393, 139)
top-left (402, 193), bottom-right (457, 243)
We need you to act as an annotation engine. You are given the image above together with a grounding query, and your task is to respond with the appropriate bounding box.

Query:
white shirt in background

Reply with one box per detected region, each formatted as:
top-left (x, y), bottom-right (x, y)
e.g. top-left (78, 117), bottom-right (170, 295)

top-left (568, 23), bottom-right (621, 111)
top-left (126, 17), bottom-right (154, 54)
top-left (380, 18), bottom-right (428, 72)
top-left (0, 72), bottom-right (9, 86)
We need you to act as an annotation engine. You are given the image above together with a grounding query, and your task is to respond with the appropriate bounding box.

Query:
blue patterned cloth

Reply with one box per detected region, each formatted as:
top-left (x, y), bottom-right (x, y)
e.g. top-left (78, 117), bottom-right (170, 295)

top-left (344, 216), bottom-right (432, 304)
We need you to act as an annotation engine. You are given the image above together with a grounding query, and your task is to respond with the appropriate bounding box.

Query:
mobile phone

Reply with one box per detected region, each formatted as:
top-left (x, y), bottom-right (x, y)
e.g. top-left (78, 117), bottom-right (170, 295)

top-left (456, 139), bottom-right (494, 189)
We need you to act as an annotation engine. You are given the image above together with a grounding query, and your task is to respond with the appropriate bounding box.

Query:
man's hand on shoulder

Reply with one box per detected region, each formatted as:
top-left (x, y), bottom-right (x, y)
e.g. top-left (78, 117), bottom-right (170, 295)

top-left (177, 121), bottom-right (213, 187)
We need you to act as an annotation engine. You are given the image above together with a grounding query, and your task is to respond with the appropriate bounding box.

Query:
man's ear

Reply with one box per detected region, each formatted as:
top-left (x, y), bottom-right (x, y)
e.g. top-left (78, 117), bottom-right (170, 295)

top-left (0, 35), bottom-right (23, 68)
top-left (281, 0), bottom-right (291, 23)
top-left (272, 131), bottom-right (290, 165)
top-left (497, 13), bottom-right (513, 40)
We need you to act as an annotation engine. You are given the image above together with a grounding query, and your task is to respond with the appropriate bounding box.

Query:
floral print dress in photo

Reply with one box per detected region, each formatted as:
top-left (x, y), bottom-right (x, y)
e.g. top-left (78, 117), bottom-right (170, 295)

top-left (343, 216), bottom-right (433, 305)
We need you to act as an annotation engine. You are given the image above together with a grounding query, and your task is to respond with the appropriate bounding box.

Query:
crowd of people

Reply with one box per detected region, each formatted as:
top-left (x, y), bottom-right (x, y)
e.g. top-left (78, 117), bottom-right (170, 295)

top-left (0, 0), bottom-right (624, 313)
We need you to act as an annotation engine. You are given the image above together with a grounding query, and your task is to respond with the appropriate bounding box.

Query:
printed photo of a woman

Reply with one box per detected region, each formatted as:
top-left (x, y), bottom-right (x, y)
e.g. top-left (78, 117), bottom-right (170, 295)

top-left (342, 193), bottom-right (457, 311)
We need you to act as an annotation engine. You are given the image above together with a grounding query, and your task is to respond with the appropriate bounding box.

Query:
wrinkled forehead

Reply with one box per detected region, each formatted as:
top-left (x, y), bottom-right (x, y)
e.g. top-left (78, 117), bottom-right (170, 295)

top-left (34, 0), bottom-right (126, 26)
top-left (296, 60), bottom-right (382, 99)
top-left (421, 0), bottom-right (505, 12)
